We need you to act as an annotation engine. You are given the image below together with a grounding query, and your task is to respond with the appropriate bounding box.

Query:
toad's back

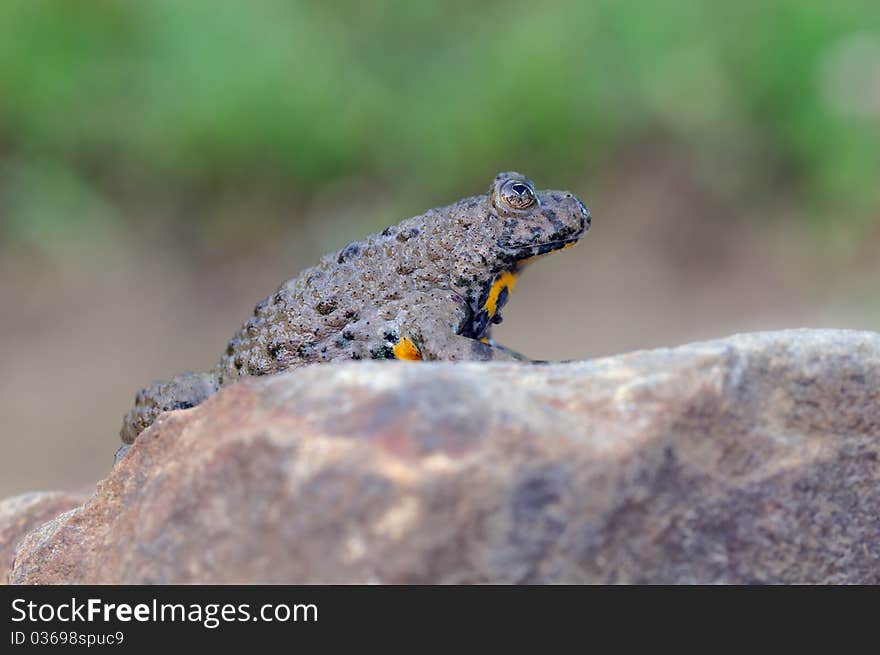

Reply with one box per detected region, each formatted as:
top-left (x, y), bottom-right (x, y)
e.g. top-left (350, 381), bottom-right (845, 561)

top-left (120, 172), bottom-right (591, 443)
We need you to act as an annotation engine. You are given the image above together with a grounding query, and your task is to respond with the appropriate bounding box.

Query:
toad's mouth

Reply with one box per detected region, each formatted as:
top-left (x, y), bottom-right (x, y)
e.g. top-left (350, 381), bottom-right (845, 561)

top-left (498, 234), bottom-right (583, 261)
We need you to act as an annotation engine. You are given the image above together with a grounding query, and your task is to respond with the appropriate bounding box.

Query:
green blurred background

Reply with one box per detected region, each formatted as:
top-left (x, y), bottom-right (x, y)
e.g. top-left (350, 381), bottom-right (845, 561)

top-left (2, 0), bottom-right (880, 496)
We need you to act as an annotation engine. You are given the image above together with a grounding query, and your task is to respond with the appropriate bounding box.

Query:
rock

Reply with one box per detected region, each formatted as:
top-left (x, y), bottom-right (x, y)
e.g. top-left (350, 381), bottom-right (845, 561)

top-left (1, 491), bottom-right (89, 583)
top-left (7, 329), bottom-right (880, 583)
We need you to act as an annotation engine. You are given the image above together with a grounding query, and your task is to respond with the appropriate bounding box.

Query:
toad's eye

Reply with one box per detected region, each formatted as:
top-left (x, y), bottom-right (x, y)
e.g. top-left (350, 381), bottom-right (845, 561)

top-left (499, 179), bottom-right (537, 210)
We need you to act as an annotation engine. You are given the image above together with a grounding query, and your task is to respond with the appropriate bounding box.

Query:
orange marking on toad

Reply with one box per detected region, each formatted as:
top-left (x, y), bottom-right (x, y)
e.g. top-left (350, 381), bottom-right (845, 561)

top-left (482, 271), bottom-right (517, 318)
top-left (393, 337), bottom-right (422, 361)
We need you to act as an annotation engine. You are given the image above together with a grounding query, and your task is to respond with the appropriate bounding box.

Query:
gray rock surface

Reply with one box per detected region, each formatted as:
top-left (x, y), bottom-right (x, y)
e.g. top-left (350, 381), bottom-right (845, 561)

top-left (5, 329), bottom-right (880, 583)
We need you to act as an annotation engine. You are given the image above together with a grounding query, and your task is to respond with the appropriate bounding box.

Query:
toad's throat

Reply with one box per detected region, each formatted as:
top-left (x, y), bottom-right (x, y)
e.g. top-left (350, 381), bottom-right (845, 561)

top-left (483, 270), bottom-right (517, 317)
top-left (460, 270), bottom-right (518, 339)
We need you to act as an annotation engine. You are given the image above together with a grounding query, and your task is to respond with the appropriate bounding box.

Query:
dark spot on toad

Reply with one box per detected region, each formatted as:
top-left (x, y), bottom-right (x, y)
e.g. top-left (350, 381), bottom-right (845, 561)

top-left (316, 299), bottom-right (338, 315)
top-left (371, 344), bottom-right (396, 359)
top-left (296, 341), bottom-right (316, 357)
top-left (491, 287), bottom-right (510, 324)
top-left (268, 341), bottom-right (287, 360)
top-left (396, 227), bottom-right (420, 242)
top-left (337, 243), bottom-right (360, 264)
top-left (463, 309), bottom-right (491, 339)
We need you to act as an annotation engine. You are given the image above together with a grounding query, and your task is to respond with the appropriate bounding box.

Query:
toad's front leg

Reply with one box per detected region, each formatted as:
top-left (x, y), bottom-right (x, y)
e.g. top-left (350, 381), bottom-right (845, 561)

top-left (427, 332), bottom-right (522, 361)
top-left (396, 323), bottom-right (523, 362)
top-left (385, 291), bottom-right (526, 362)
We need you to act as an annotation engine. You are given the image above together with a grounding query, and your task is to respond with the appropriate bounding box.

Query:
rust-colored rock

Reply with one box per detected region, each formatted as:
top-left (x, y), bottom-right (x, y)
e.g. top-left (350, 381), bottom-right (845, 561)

top-left (1, 491), bottom-right (89, 583)
top-left (7, 329), bottom-right (880, 583)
